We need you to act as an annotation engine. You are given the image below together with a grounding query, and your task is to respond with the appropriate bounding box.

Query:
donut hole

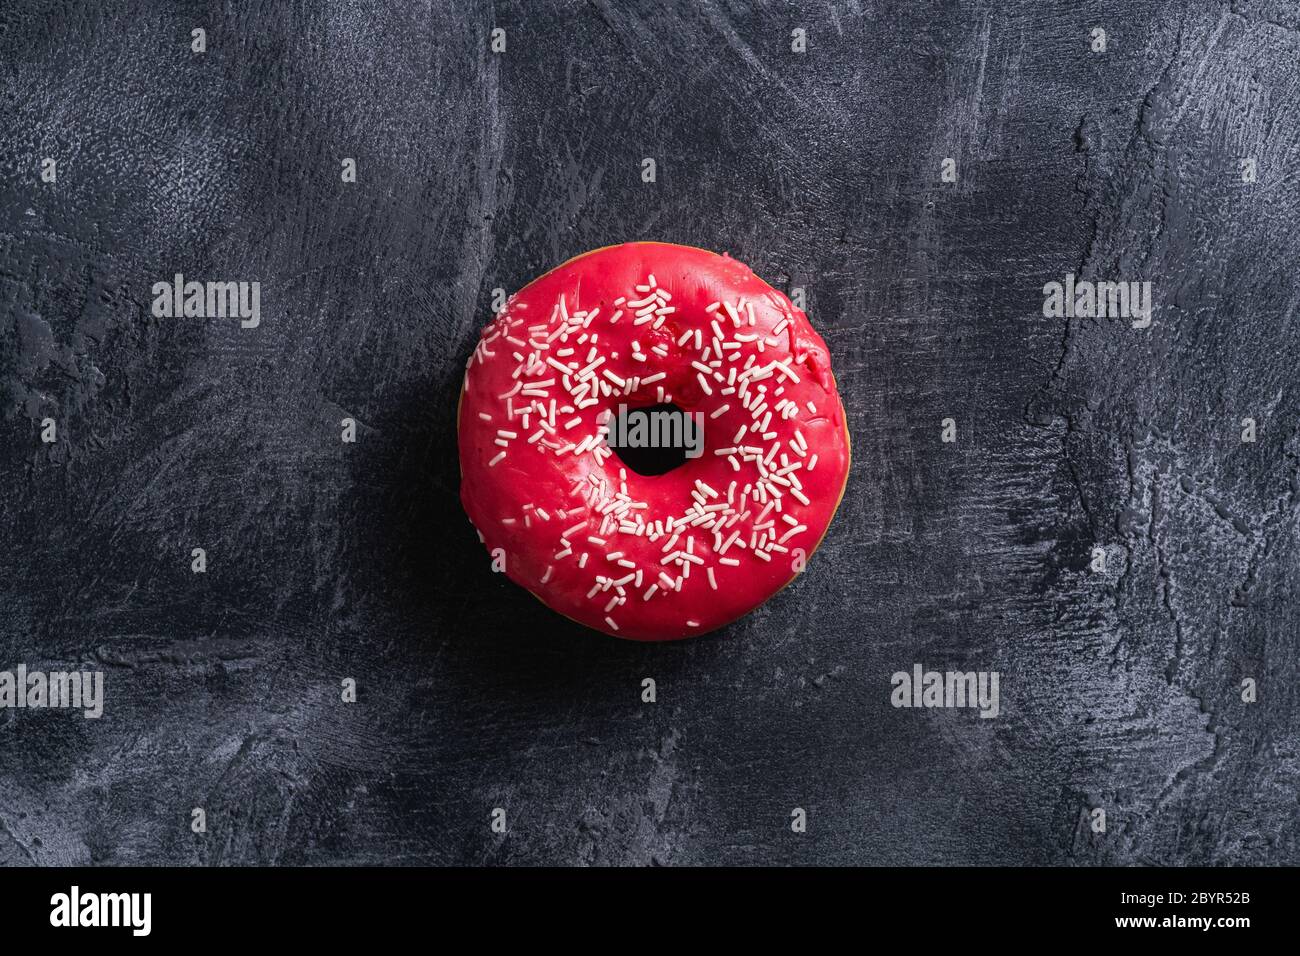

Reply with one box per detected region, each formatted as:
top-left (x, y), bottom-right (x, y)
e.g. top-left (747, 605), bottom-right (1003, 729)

top-left (606, 402), bottom-right (699, 476)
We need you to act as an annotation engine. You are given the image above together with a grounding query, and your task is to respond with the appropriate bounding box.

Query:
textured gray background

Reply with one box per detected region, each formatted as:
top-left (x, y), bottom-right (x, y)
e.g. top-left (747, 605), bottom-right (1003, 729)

top-left (2, 0), bottom-right (1298, 866)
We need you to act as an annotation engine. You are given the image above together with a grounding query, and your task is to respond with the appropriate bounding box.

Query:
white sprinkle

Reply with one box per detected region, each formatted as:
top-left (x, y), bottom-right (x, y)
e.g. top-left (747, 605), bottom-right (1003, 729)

top-left (778, 524), bottom-right (807, 544)
top-left (488, 451), bottom-right (506, 467)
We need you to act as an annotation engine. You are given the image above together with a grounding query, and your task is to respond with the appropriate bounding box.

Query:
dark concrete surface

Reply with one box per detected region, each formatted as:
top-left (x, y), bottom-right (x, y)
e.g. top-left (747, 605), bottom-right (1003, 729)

top-left (1, 0), bottom-right (1298, 865)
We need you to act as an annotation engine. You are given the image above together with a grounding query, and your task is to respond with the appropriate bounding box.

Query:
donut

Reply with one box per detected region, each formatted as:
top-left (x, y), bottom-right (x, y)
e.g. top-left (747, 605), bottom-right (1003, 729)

top-left (458, 242), bottom-right (850, 641)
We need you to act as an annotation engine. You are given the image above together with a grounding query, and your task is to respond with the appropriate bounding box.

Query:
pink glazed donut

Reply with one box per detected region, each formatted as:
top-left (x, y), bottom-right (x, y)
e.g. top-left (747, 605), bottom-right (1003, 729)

top-left (458, 242), bottom-right (850, 640)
